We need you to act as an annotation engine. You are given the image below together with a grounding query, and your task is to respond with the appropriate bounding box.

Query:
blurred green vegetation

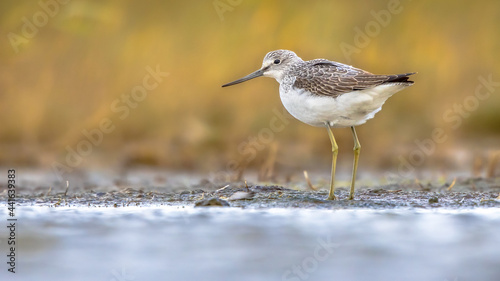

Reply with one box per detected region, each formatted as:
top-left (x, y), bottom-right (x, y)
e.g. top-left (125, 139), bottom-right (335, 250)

top-left (1, 0), bottom-right (499, 176)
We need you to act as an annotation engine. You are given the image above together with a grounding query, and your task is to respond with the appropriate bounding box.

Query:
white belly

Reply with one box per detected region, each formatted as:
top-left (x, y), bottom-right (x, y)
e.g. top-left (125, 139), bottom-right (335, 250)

top-left (279, 83), bottom-right (411, 128)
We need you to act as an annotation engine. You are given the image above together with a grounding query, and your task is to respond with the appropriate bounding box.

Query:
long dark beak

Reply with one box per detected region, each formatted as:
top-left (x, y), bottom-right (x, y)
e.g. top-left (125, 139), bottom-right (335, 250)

top-left (222, 69), bottom-right (264, 87)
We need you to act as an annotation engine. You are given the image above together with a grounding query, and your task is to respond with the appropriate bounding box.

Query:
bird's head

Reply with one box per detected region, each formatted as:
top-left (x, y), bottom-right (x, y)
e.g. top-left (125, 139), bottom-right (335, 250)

top-left (222, 50), bottom-right (302, 87)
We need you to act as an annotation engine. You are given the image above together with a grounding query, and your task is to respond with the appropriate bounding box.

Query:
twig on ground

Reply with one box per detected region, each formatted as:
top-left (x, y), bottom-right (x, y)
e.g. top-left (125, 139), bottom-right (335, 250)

top-left (215, 184), bottom-right (230, 193)
top-left (303, 170), bottom-right (317, 191)
top-left (64, 181), bottom-right (70, 196)
top-left (446, 178), bottom-right (457, 191)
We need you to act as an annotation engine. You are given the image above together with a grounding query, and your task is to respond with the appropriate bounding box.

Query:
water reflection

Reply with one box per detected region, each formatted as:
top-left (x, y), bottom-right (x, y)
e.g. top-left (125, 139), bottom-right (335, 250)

top-left (2, 207), bottom-right (499, 281)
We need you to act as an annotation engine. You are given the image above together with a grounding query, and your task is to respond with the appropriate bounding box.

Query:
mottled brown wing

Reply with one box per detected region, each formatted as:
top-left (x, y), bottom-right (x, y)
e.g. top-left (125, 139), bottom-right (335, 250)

top-left (293, 60), bottom-right (415, 97)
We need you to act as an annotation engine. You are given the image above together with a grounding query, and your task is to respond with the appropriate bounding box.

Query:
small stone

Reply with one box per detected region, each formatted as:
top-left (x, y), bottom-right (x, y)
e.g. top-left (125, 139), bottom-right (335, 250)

top-left (228, 191), bottom-right (255, 201)
top-left (429, 197), bottom-right (439, 203)
top-left (194, 197), bottom-right (230, 207)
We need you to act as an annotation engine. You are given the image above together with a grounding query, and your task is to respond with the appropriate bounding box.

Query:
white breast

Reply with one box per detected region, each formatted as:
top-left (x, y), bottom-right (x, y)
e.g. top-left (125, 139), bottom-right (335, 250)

top-left (279, 83), bottom-right (411, 128)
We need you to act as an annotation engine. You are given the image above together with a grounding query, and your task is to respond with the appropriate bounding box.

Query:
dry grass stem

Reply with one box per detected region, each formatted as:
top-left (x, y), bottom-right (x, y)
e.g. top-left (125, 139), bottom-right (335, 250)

top-left (303, 170), bottom-right (318, 191)
top-left (446, 178), bottom-right (457, 191)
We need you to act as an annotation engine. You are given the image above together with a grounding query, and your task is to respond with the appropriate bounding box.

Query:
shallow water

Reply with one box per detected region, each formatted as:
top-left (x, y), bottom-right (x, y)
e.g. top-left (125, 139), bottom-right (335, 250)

top-left (1, 206), bottom-right (499, 281)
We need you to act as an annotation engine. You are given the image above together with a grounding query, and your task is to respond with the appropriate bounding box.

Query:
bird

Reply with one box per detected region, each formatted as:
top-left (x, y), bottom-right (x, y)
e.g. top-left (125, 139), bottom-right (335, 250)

top-left (222, 50), bottom-right (415, 200)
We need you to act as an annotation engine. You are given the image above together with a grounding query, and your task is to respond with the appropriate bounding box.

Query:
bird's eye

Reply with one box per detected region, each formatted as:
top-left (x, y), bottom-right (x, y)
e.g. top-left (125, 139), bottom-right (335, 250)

top-left (273, 59), bottom-right (281, 64)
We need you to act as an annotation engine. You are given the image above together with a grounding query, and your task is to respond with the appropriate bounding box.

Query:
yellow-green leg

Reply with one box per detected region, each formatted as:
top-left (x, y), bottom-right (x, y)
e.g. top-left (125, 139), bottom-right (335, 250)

top-left (349, 126), bottom-right (361, 200)
top-left (325, 123), bottom-right (338, 200)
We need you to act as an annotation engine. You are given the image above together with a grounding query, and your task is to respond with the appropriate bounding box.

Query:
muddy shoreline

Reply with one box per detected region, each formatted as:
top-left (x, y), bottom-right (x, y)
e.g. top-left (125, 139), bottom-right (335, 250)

top-left (5, 177), bottom-right (500, 209)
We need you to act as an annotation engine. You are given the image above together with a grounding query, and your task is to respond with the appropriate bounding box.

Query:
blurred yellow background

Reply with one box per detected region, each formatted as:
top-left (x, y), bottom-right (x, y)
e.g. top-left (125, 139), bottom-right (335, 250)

top-left (1, 0), bottom-right (499, 179)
